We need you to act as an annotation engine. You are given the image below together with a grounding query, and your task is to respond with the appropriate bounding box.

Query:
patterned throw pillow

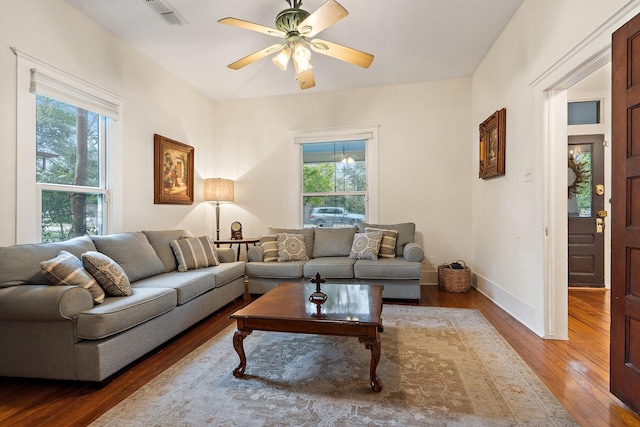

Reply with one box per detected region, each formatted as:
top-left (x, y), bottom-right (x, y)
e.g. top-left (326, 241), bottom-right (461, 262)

top-left (170, 236), bottom-right (220, 272)
top-left (81, 251), bottom-right (132, 297)
top-left (365, 227), bottom-right (398, 258)
top-left (41, 250), bottom-right (106, 304)
top-left (276, 233), bottom-right (309, 262)
top-left (259, 235), bottom-right (279, 263)
top-left (349, 231), bottom-right (383, 260)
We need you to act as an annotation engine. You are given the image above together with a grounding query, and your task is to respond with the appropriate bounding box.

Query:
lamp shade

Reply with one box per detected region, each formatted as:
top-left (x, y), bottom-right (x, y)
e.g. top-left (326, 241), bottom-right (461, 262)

top-left (203, 178), bottom-right (234, 203)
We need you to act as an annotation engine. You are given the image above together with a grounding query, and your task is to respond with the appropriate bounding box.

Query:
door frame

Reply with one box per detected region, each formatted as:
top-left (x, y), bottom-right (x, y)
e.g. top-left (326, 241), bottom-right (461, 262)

top-left (532, 1), bottom-right (640, 339)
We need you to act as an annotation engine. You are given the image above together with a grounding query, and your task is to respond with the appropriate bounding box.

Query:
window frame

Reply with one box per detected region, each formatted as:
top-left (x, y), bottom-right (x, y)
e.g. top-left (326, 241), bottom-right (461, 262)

top-left (289, 125), bottom-right (379, 227)
top-left (14, 48), bottom-right (124, 243)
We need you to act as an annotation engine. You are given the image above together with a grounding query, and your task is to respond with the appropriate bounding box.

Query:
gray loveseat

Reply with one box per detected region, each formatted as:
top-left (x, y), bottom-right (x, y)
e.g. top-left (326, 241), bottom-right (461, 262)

top-left (0, 230), bottom-right (245, 382)
top-left (246, 223), bottom-right (424, 299)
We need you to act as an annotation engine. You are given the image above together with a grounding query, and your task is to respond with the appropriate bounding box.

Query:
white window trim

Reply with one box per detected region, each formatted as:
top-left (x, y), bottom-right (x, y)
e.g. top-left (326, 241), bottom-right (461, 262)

top-left (13, 48), bottom-right (125, 243)
top-left (289, 125), bottom-right (380, 227)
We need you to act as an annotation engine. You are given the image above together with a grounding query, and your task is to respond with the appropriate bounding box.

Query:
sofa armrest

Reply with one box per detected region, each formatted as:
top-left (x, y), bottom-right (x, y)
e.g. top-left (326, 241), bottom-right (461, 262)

top-left (0, 285), bottom-right (94, 321)
top-left (215, 247), bottom-right (236, 263)
top-left (403, 243), bottom-right (424, 263)
top-left (247, 245), bottom-right (264, 262)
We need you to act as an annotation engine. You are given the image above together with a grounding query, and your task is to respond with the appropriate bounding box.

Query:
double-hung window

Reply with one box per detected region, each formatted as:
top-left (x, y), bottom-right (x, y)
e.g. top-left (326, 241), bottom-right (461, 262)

top-left (36, 95), bottom-right (108, 242)
top-left (14, 48), bottom-right (123, 243)
top-left (291, 126), bottom-right (379, 228)
top-left (302, 140), bottom-right (367, 227)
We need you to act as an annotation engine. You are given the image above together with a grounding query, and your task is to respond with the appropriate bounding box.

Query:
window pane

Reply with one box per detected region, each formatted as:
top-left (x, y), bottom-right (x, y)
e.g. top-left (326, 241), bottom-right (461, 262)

top-left (304, 195), bottom-right (366, 227)
top-left (568, 144), bottom-right (592, 217)
top-left (36, 95), bottom-right (100, 187)
top-left (568, 101), bottom-right (600, 125)
top-left (302, 141), bottom-right (366, 192)
top-left (41, 190), bottom-right (104, 243)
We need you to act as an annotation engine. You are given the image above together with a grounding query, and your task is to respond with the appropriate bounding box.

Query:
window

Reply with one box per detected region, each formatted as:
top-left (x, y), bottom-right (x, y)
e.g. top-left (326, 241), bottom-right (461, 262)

top-left (568, 100), bottom-right (601, 125)
top-left (302, 140), bottom-right (366, 227)
top-left (14, 48), bottom-right (123, 243)
top-left (36, 95), bottom-right (108, 242)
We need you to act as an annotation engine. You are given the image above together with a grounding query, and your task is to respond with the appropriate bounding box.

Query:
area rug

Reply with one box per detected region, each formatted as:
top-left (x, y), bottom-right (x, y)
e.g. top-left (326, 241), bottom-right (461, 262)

top-left (91, 306), bottom-right (577, 426)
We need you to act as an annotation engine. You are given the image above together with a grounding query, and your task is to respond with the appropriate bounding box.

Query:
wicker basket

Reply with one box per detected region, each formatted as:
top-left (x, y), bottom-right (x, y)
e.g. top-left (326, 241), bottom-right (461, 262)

top-left (438, 260), bottom-right (471, 292)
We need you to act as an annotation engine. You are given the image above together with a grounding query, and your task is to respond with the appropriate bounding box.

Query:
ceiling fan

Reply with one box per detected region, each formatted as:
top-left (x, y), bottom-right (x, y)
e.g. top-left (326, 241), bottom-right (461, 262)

top-left (218, 0), bottom-right (374, 90)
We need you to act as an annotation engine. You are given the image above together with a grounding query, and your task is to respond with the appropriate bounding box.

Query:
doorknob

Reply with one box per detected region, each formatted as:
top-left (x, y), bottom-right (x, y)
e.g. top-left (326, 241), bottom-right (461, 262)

top-left (597, 210), bottom-right (608, 218)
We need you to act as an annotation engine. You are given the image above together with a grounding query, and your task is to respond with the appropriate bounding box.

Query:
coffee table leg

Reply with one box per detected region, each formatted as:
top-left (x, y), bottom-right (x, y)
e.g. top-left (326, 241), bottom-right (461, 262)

top-left (232, 329), bottom-right (252, 377)
top-left (362, 337), bottom-right (382, 392)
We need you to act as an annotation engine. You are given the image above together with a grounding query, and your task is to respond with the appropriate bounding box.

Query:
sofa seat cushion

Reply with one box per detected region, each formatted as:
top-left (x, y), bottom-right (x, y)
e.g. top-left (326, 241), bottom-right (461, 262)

top-left (246, 261), bottom-right (306, 279)
top-left (206, 261), bottom-right (246, 288)
top-left (354, 258), bottom-right (422, 280)
top-left (76, 287), bottom-right (176, 340)
top-left (303, 257), bottom-right (355, 279)
top-left (133, 270), bottom-right (214, 305)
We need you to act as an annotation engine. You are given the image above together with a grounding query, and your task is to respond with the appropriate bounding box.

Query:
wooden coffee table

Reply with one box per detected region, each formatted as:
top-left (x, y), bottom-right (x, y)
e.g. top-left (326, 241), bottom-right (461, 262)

top-left (229, 282), bottom-right (384, 391)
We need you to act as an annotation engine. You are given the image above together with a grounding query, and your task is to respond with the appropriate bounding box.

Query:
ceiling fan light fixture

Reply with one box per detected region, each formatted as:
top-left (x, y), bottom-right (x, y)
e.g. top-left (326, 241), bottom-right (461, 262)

top-left (293, 43), bottom-right (312, 72)
top-left (273, 48), bottom-right (291, 71)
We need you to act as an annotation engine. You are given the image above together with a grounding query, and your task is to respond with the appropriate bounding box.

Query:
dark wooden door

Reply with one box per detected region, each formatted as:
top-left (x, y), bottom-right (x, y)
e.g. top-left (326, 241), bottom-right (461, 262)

top-left (568, 135), bottom-right (605, 287)
top-left (611, 12), bottom-right (640, 414)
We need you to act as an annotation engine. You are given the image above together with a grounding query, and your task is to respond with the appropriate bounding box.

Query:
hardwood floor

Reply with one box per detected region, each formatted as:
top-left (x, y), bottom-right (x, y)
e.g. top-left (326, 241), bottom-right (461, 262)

top-left (1, 286), bottom-right (639, 426)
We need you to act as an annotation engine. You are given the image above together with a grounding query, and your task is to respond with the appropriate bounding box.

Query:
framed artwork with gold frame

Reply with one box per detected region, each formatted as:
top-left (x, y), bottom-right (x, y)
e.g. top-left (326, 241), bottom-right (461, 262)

top-left (154, 134), bottom-right (194, 205)
top-left (479, 108), bottom-right (506, 179)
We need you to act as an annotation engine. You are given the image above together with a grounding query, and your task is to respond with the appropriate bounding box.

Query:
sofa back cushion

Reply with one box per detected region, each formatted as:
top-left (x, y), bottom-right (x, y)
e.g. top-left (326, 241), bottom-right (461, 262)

top-left (0, 236), bottom-right (96, 287)
top-left (313, 227), bottom-right (357, 257)
top-left (142, 229), bottom-right (193, 272)
top-left (266, 227), bottom-right (315, 259)
top-left (358, 222), bottom-right (416, 257)
top-left (91, 232), bottom-right (165, 282)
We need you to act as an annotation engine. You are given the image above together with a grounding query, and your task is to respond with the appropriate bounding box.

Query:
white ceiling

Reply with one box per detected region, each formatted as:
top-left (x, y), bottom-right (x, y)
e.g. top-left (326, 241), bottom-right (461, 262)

top-left (64, 0), bottom-right (524, 101)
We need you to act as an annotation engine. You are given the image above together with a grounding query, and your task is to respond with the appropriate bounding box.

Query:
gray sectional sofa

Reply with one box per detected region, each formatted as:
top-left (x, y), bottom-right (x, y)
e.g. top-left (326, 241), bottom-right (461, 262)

top-left (246, 223), bottom-right (424, 300)
top-left (0, 230), bottom-right (245, 382)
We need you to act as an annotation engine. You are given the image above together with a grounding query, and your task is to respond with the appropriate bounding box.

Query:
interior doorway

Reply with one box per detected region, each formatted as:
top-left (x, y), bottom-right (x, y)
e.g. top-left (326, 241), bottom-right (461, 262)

top-left (567, 134), bottom-right (606, 287)
top-left (566, 63), bottom-right (612, 290)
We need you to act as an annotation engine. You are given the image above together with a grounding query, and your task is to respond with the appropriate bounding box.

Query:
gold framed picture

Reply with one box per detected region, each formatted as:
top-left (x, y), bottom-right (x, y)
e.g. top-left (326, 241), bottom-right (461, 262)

top-left (479, 108), bottom-right (506, 179)
top-left (154, 134), bottom-right (194, 205)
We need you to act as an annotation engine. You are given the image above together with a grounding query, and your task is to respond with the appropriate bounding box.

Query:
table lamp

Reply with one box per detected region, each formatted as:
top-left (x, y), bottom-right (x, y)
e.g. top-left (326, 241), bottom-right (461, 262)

top-left (203, 178), bottom-right (234, 240)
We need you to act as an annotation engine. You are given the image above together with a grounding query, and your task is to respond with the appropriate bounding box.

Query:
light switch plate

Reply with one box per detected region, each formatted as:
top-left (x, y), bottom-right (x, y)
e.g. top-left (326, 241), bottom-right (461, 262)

top-left (524, 167), bottom-right (533, 182)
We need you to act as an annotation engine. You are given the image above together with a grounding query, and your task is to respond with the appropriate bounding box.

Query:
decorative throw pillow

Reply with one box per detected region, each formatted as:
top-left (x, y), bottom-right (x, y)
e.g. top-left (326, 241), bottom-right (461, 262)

top-left (259, 235), bottom-right (279, 263)
top-left (349, 231), bottom-right (383, 260)
top-left (276, 233), bottom-right (309, 262)
top-left (41, 250), bottom-right (105, 304)
top-left (170, 236), bottom-right (220, 272)
top-left (365, 227), bottom-right (398, 259)
top-left (81, 251), bottom-right (132, 297)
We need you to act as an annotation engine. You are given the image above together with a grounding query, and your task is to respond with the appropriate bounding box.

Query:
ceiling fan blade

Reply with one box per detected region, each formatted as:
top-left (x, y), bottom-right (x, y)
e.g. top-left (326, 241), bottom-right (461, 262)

top-left (296, 68), bottom-right (316, 90)
top-left (227, 44), bottom-right (285, 70)
top-left (218, 17), bottom-right (285, 38)
top-left (297, 0), bottom-right (348, 38)
top-left (310, 39), bottom-right (374, 68)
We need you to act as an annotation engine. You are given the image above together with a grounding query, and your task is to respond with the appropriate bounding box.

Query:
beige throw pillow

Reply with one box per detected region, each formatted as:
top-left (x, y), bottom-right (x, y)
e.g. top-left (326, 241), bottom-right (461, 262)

top-left (349, 231), bottom-right (383, 260)
top-left (81, 251), bottom-right (132, 297)
top-left (170, 236), bottom-right (220, 272)
top-left (365, 227), bottom-right (399, 258)
top-left (276, 233), bottom-right (309, 262)
top-left (41, 250), bottom-right (105, 304)
top-left (259, 235), bottom-right (279, 263)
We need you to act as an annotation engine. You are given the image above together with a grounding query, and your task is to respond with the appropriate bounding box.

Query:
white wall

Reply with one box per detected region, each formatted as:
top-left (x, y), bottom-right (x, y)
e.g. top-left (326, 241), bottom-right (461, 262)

top-left (471, 0), bottom-right (636, 336)
top-left (212, 80), bottom-right (473, 272)
top-left (0, 0), bottom-right (217, 246)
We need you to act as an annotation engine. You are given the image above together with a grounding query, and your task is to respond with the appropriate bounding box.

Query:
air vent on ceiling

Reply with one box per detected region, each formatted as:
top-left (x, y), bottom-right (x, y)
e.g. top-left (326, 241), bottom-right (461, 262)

top-left (145, 0), bottom-right (187, 26)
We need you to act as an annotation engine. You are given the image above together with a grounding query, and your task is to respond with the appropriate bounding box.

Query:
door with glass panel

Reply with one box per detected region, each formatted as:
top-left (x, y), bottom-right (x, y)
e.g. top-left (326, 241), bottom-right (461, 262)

top-left (567, 134), bottom-right (605, 287)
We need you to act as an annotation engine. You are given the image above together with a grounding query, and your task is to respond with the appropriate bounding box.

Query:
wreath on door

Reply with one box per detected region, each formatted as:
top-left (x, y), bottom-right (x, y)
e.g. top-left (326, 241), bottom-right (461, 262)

top-left (568, 156), bottom-right (589, 199)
